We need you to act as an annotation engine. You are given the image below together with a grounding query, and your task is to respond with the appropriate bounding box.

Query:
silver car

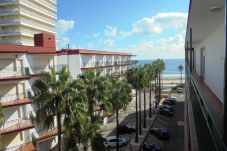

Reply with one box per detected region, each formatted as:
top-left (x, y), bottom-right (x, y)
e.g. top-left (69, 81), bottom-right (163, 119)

top-left (104, 136), bottom-right (128, 149)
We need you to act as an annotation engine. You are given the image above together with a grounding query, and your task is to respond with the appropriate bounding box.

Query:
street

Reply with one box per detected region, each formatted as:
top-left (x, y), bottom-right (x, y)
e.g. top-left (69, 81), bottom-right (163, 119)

top-left (100, 90), bottom-right (185, 151)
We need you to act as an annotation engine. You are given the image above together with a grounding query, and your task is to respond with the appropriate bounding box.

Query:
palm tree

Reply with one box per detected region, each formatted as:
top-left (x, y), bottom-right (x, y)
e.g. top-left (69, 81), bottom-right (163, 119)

top-left (142, 64), bottom-right (153, 128)
top-left (109, 78), bottom-right (132, 151)
top-left (178, 65), bottom-right (184, 84)
top-left (78, 70), bottom-right (111, 124)
top-left (80, 119), bottom-right (100, 151)
top-left (91, 133), bottom-right (106, 151)
top-left (144, 63), bottom-right (155, 118)
top-left (32, 66), bottom-right (73, 151)
top-left (126, 67), bottom-right (140, 142)
top-left (63, 79), bottom-right (87, 151)
top-left (152, 60), bottom-right (165, 107)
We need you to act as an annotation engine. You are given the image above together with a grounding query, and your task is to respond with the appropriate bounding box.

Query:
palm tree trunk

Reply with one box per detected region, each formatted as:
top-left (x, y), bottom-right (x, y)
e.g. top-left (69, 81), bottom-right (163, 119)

top-left (149, 84), bottom-right (152, 118)
top-left (135, 89), bottom-right (138, 143)
top-left (181, 71), bottom-right (182, 84)
top-left (143, 88), bottom-right (146, 128)
top-left (83, 146), bottom-right (87, 151)
top-left (116, 107), bottom-right (119, 151)
top-left (139, 90), bottom-right (142, 135)
top-left (155, 77), bottom-right (157, 108)
top-left (57, 112), bottom-right (62, 151)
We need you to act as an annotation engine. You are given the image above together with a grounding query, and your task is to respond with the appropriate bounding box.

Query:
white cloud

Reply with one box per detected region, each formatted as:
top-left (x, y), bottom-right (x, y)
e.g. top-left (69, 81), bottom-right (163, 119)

top-left (57, 37), bottom-right (70, 49)
top-left (57, 20), bottom-right (75, 35)
top-left (123, 34), bottom-right (185, 59)
top-left (103, 39), bottom-right (115, 47)
top-left (119, 12), bottom-right (187, 38)
top-left (104, 26), bottom-right (117, 37)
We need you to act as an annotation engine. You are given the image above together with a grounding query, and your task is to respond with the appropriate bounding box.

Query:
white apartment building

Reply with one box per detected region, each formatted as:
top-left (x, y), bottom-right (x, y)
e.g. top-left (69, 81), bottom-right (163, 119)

top-left (57, 49), bottom-right (137, 79)
top-left (0, 33), bottom-right (60, 151)
top-left (0, 0), bottom-right (57, 46)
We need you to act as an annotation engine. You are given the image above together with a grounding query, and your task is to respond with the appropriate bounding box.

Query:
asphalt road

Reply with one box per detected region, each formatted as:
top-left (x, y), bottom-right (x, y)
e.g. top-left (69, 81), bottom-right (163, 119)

top-left (100, 91), bottom-right (185, 151)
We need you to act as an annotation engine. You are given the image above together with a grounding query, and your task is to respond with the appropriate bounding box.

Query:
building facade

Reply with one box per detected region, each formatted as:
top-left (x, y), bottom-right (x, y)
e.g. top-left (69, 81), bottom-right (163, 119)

top-left (0, 0), bottom-right (57, 46)
top-left (185, 0), bottom-right (227, 150)
top-left (57, 49), bottom-right (137, 79)
top-left (0, 33), bottom-right (60, 151)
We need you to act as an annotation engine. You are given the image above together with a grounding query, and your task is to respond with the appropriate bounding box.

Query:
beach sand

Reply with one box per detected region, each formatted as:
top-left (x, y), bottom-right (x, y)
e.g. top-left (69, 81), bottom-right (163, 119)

top-left (162, 76), bottom-right (185, 85)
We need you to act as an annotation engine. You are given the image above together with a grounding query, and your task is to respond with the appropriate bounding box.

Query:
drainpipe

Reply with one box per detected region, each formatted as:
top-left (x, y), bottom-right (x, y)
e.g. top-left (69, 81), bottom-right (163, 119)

top-left (223, 0), bottom-right (227, 148)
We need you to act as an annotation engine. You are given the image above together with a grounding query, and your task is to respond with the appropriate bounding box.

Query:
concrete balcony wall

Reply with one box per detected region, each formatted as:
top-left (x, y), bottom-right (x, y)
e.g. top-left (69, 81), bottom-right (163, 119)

top-left (20, 17), bottom-right (55, 33)
top-left (1, 131), bottom-right (23, 150)
top-left (21, 0), bottom-right (56, 19)
top-left (193, 23), bottom-right (224, 102)
top-left (20, 7), bottom-right (56, 26)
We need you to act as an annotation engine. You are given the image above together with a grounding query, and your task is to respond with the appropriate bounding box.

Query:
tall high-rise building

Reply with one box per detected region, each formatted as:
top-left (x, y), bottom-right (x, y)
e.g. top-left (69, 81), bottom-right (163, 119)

top-left (0, 0), bottom-right (57, 46)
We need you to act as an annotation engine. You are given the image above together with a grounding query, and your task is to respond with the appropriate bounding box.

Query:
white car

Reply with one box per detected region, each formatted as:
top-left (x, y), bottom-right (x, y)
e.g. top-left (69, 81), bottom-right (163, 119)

top-left (104, 136), bottom-right (128, 149)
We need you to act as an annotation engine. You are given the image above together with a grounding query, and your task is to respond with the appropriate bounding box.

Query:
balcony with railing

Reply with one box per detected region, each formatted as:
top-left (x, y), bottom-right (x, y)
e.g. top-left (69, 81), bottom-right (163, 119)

top-left (32, 127), bottom-right (64, 144)
top-left (0, 142), bottom-right (36, 151)
top-left (0, 90), bottom-right (33, 108)
top-left (81, 60), bottom-right (138, 69)
top-left (185, 65), bottom-right (227, 151)
top-left (0, 67), bottom-right (30, 81)
top-left (0, 118), bottom-right (34, 135)
top-left (29, 65), bottom-right (65, 76)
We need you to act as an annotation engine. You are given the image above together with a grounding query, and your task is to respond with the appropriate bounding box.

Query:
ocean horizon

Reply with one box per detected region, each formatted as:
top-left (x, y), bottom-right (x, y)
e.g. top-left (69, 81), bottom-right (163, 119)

top-left (137, 59), bottom-right (185, 78)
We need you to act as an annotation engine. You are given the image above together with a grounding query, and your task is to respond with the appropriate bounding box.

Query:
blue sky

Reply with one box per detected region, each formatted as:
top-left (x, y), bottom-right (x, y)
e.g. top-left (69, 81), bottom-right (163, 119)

top-left (57, 0), bottom-right (189, 59)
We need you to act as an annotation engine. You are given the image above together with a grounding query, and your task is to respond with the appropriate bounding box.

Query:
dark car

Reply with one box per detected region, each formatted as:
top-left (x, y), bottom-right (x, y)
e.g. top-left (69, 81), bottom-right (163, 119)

top-left (118, 124), bottom-right (136, 134)
top-left (150, 128), bottom-right (170, 140)
top-left (143, 142), bottom-right (162, 151)
top-left (162, 98), bottom-right (176, 105)
top-left (158, 108), bottom-right (173, 117)
top-left (158, 105), bottom-right (174, 112)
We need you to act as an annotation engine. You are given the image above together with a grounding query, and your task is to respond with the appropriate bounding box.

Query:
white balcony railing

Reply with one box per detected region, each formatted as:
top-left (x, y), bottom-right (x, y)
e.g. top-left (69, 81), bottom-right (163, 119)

top-left (0, 118), bottom-right (31, 132)
top-left (0, 90), bottom-right (32, 104)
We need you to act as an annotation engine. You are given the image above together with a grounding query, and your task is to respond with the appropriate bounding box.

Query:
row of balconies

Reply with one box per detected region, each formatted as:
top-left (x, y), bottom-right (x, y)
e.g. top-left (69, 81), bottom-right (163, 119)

top-left (0, 0), bottom-right (57, 19)
top-left (0, 65), bottom-right (64, 80)
top-left (81, 60), bottom-right (138, 68)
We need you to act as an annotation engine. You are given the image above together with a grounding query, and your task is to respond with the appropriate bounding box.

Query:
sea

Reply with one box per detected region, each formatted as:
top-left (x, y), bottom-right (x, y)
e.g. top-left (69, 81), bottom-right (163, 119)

top-left (137, 59), bottom-right (185, 78)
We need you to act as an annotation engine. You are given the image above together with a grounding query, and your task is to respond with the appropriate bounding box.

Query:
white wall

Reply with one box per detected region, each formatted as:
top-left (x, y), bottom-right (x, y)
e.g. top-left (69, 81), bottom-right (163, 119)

top-left (194, 23), bottom-right (225, 102)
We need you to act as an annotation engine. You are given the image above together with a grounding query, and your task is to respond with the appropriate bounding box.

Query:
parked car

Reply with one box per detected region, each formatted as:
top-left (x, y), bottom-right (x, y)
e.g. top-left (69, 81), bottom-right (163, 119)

top-left (150, 128), bottom-right (170, 140)
top-left (158, 108), bottom-right (173, 117)
top-left (104, 136), bottom-right (128, 149)
top-left (158, 105), bottom-right (174, 112)
top-left (162, 98), bottom-right (176, 105)
top-left (118, 124), bottom-right (136, 134)
top-left (143, 141), bottom-right (162, 151)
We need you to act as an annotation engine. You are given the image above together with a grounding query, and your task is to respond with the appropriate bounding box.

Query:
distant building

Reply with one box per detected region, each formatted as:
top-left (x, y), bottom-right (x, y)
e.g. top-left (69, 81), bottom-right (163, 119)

top-left (0, 0), bottom-right (57, 46)
top-left (57, 49), bottom-right (137, 79)
top-left (185, 0), bottom-right (227, 150)
top-left (0, 33), bottom-right (59, 151)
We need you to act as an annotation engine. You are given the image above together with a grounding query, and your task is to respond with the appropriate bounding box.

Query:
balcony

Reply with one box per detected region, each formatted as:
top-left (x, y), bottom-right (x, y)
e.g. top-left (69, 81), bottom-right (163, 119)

top-left (32, 127), bottom-right (64, 143)
top-left (81, 60), bottom-right (138, 69)
top-left (20, 7), bottom-right (56, 26)
top-left (186, 65), bottom-right (227, 151)
top-left (33, 0), bottom-right (57, 12)
top-left (0, 67), bottom-right (30, 82)
top-left (0, 118), bottom-right (34, 135)
top-left (29, 65), bottom-right (65, 76)
top-left (0, 90), bottom-right (33, 108)
top-left (0, 142), bottom-right (36, 151)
